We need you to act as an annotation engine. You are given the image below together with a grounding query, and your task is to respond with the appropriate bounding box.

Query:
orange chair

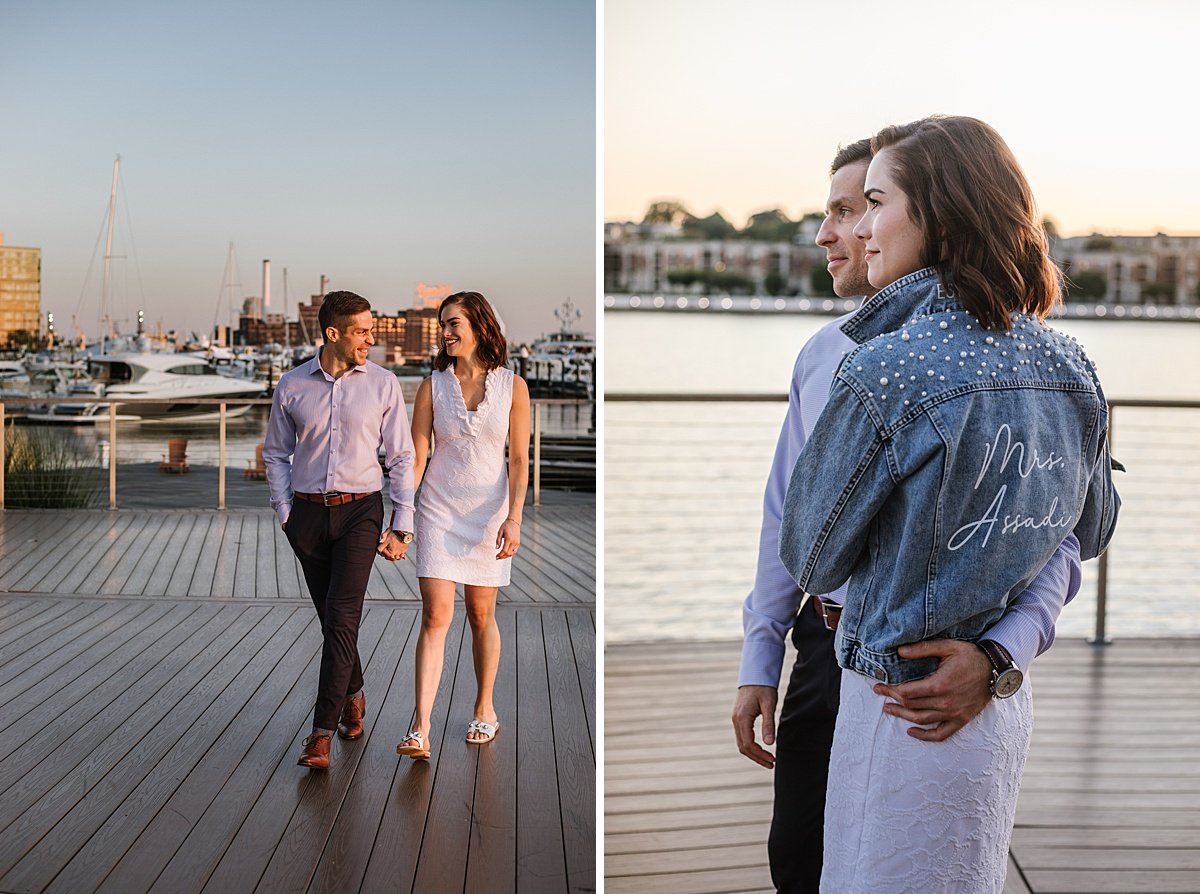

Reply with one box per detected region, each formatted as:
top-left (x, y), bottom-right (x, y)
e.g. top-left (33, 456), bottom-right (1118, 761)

top-left (159, 437), bottom-right (190, 474)
top-left (245, 443), bottom-right (267, 480)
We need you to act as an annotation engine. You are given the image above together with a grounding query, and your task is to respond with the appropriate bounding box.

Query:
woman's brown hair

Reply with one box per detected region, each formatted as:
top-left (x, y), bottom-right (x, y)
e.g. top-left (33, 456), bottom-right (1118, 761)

top-left (870, 116), bottom-right (1062, 330)
top-left (433, 291), bottom-right (508, 371)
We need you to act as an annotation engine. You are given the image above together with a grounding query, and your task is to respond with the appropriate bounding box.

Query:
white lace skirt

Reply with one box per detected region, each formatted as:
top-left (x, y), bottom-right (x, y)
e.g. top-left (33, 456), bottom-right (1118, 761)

top-left (821, 669), bottom-right (1033, 893)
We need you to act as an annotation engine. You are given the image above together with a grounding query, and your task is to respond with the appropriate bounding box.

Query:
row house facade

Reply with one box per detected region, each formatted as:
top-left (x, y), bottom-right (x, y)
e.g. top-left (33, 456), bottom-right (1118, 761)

top-left (1054, 234), bottom-right (1200, 306)
top-left (604, 228), bottom-right (826, 296)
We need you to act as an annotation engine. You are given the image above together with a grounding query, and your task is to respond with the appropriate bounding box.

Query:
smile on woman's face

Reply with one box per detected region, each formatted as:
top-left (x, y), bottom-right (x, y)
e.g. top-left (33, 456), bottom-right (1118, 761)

top-left (852, 148), bottom-right (927, 290)
top-left (440, 303), bottom-right (477, 358)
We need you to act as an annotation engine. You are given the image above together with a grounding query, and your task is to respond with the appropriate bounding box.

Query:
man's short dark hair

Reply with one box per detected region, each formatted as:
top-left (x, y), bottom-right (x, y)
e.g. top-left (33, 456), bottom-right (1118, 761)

top-left (318, 290), bottom-right (372, 334)
top-left (830, 138), bottom-right (873, 176)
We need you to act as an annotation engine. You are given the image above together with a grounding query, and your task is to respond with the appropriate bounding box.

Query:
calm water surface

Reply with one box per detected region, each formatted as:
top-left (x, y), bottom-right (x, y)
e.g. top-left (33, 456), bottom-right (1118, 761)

top-left (605, 311), bottom-right (1200, 643)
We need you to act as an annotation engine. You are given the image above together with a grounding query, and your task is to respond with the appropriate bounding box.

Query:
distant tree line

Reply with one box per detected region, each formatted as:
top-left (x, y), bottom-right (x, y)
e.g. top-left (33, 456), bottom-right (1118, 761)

top-left (639, 201), bottom-right (823, 242)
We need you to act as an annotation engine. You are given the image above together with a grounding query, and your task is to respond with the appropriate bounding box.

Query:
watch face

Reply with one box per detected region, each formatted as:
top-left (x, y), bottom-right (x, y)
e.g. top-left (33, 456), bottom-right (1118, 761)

top-left (994, 668), bottom-right (1023, 699)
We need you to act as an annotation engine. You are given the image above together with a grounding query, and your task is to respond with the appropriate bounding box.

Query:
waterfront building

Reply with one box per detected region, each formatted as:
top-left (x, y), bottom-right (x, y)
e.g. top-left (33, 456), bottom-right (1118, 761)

top-left (605, 230), bottom-right (825, 296)
top-left (1055, 234), bottom-right (1200, 306)
top-left (0, 233), bottom-right (41, 347)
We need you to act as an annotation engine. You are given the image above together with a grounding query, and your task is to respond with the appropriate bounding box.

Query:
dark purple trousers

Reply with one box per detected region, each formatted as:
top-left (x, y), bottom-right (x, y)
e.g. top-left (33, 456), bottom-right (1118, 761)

top-left (284, 493), bottom-right (383, 731)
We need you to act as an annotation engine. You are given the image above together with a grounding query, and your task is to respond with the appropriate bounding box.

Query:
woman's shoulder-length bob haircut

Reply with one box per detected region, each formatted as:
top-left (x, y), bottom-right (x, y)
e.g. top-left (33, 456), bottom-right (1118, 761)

top-left (433, 291), bottom-right (508, 371)
top-left (870, 115), bottom-right (1063, 330)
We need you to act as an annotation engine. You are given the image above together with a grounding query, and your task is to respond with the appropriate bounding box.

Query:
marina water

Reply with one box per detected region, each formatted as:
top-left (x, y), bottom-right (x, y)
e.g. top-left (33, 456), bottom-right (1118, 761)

top-left (605, 310), bottom-right (1200, 644)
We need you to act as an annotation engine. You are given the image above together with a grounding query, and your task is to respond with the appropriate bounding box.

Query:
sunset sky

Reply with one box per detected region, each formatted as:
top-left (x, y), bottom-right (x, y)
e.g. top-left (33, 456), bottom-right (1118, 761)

top-left (2, 1), bottom-right (594, 343)
top-left (605, 0), bottom-right (1200, 237)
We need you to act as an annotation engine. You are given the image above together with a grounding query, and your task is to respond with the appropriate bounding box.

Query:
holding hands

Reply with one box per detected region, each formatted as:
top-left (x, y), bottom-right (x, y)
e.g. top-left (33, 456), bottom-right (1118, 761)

top-left (377, 530), bottom-right (410, 562)
top-left (495, 517), bottom-right (521, 560)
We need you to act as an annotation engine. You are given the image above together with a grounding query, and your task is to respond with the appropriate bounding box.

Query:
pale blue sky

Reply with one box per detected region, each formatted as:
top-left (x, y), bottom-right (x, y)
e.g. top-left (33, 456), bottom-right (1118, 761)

top-left (2, 0), bottom-right (595, 342)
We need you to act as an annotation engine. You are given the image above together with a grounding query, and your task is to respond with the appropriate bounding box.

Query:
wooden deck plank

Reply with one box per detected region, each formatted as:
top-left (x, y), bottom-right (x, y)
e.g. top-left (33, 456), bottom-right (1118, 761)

top-left (232, 512), bottom-right (259, 600)
top-left (141, 512), bottom-right (198, 597)
top-left (43, 514), bottom-right (139, 594)
top-left (0, 604), bottom-right (262, 880)
top-left (164, 511), bottom-right (208, 597)
top-left (21, 607), bottom-right (310, 894)
top-left (145, 643), bottom-right (323, 893)
top-left (515, 609), bottom-right (568, 891)
top-left (357, 614), bottom-right (470, 892)
top-left (306, 608), bottom-right (419, 894)
top-left (86, 612), bottom-right (321, 894)
top-left (0, 602), bottom-right (178, 747)
top-left (464, 607), bottom-right (519, 894)
top-left (0, 602), bottom-right (217, 795)
top-left (209, 513), bottom-right (243, 598)
top-left (0, 599), bottom-right (127, 684)
top-left (75, 513), bottom-right (155, 594)
top-left (605, 637), bottom-right (1200, 894)
top-left (0, 497), bottom-right (594, 893)
top-left (409, 606), bottom-right (485, 893)
top-left (253, 514), bottom-right (279, 600)
top-left (120, 513), bottom-right (185, 596)
top-left (245, 608), bottom-right (393, 893)
top-left (0, 514), bottom-right (92, 591)
top-left (544, 610), bottom-right (597, 891)
top-left (187, 512), bottom-right (229, 598)
top-left (0, 597), bottom-right (72, 657)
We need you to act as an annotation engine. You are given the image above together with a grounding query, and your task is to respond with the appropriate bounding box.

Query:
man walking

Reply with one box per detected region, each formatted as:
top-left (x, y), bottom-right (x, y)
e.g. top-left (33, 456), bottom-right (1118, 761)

top-left (731, 141), bottom-right (1082, 891)
top-left (264, 290), bottom-right (416, 770)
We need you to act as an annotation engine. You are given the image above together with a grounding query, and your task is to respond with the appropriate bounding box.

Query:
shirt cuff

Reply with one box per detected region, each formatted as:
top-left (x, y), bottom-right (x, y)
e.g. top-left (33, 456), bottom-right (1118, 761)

top-left (979, 611), bottom-right (1042, 673)
top-left (391, 510), bottom-right (415, 532)
top-left (275, 502), bottom-right (291, 527)
top-left (738, 638), bottom-right (786, 689)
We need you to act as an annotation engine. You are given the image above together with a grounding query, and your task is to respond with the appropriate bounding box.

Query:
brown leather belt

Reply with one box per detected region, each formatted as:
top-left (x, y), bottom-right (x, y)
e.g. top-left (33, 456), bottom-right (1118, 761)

top-left (811, 594), bottom-right (842, 632)
top-left (294, 491), bottom-right (375, 507)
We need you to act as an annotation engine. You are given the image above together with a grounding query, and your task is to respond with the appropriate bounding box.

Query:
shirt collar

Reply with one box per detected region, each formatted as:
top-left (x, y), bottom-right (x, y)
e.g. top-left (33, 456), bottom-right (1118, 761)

top-left (308, 347), bottom-right (369, 381)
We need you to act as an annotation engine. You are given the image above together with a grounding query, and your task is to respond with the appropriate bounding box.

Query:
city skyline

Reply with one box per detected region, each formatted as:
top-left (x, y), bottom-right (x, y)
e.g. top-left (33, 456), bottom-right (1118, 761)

top-left (605, 0), bottom-right (1200, 238)
top-left (2, 1), bottom-right (595, 344)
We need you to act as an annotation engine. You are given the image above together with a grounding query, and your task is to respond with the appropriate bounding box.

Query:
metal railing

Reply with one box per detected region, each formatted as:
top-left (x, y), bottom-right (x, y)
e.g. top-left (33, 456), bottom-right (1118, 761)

top-left (608, 392), bottom-right (1200, 645)
top-left (0, 396), bottom-right (593, 511)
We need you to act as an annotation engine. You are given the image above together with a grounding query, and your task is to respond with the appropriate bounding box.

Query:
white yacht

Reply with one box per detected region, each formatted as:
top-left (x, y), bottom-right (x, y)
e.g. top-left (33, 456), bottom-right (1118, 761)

top-left (30, 352), bottom-right (265, 423)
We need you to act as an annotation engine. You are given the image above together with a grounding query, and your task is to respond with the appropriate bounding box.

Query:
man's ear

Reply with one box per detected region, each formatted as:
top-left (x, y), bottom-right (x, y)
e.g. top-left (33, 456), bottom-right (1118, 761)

top-left (324, 326), bottom-right (339, 343)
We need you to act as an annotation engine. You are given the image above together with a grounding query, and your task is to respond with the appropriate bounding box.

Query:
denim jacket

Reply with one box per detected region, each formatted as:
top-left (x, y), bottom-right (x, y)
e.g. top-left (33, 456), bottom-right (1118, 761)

top-left (779, 267), bottom-right (1120, 684)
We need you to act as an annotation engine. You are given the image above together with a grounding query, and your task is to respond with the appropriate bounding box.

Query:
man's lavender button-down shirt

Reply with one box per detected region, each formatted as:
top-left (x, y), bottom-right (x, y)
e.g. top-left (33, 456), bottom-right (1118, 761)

top-left (738, 312), bottom-right (1082, 688)
top-left (263, 353), bottom-right (416, 532)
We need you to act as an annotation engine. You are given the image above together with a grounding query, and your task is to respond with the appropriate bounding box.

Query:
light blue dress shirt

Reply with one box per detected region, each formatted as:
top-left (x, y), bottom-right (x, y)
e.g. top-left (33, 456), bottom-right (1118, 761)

top-left (739, 312), bottom-right (1082, 687)
top-left (263, 353), bottom-right (416, 532)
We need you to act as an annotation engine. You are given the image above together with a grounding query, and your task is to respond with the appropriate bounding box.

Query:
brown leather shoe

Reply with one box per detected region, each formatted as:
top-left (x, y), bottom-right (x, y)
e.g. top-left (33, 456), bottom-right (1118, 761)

top-left (297, 732), bottom-right (331, 769)
top-left (338, 692), bottom-right (366, 740)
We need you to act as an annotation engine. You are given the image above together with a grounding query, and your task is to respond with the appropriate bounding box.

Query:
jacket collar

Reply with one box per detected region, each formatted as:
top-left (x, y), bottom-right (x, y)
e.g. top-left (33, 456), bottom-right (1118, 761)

top-left (841, 267), bottom-right (960, 345)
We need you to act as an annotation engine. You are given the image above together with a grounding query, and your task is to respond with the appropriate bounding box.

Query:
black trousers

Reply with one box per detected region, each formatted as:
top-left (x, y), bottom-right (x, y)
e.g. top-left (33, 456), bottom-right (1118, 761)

top-left (768, 597), bottom-right (841, 894)
top-left (284, 493), bottom-right (383, 731)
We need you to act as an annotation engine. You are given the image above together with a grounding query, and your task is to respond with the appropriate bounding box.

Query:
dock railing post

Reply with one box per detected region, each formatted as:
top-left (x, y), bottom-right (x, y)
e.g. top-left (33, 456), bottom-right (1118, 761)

top-left (218, 402), bottom-right (227, 510)
top-left (108, 403), bottom-right (117, 510)
top-left (533, 401), bottom-right (542, 506)
top-left (1090, 404), bottom-right (1115, 645)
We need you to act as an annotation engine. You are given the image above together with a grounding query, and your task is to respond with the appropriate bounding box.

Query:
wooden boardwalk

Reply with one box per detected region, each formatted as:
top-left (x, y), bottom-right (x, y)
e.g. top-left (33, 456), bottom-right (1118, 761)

top-left (0, 493), bottom-right (595, 894)
top-left (605, 637), bottom-right (1200, 894)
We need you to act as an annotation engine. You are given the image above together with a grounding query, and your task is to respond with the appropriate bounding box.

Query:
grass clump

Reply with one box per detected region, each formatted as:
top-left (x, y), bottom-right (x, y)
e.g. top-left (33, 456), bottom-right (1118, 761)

top-left (4, 426), bottom-right (102, 508)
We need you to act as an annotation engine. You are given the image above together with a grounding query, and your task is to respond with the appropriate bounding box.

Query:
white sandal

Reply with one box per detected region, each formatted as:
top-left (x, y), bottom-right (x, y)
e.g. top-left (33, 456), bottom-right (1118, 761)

top-left (396, 730), bottom-right (431, 760)
top-left (466, 719), bottom-right (500, 744)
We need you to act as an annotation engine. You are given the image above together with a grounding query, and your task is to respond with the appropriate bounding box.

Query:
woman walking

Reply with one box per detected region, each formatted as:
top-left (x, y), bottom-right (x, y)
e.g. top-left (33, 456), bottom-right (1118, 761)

top-left (394, 291), bottom-right (529, 759)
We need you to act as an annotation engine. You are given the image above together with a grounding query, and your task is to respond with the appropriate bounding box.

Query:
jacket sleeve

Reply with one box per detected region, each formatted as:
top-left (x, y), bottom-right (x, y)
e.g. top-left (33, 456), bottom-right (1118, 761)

top-left (1072, 396), bottom-right (1121, 561)
top-left (779, 376), bottom-right (895, 595)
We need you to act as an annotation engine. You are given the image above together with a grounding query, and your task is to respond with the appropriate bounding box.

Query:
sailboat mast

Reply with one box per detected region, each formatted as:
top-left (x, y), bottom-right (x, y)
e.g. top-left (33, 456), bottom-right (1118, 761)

top-left (100, 154), bottom-right (120, 353)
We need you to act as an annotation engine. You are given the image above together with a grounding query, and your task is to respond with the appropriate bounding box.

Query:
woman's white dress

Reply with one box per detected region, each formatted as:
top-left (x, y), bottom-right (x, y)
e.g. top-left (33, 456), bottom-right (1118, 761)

top-left (414, 365), bottom-right (514, 587)
top-left (820, 670), bottom-right (1034, 893)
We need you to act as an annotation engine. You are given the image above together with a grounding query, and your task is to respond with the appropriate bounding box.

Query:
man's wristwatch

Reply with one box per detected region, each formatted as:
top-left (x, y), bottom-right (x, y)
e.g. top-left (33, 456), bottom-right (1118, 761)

top-left (393, 530), bottom-right (414, 544)
top-left (976, 639), bottom-right (1023, 699)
